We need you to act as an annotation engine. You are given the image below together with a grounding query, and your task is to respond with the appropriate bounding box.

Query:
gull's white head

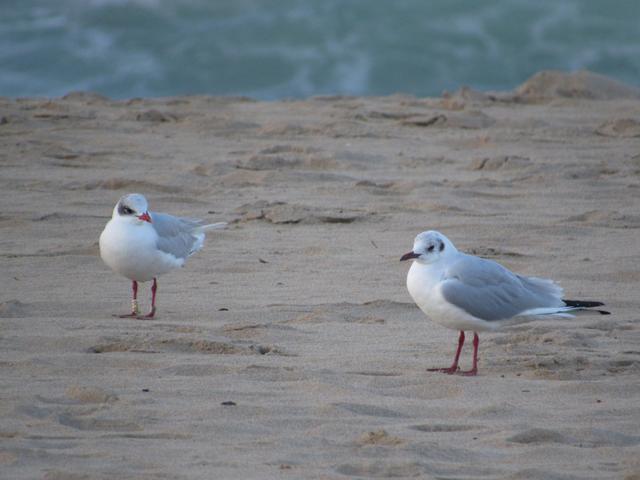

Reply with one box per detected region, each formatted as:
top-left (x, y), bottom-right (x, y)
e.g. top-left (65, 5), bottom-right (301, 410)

top-left (113, 193), bottom-right (152, 224)
top-left (400, 230), bottom-right (457, 264)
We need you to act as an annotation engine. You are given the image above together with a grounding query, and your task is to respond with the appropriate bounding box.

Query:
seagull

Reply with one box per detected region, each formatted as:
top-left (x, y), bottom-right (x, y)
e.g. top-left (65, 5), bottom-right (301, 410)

top-left (400, 230), bottom-right (609, 376)
top-left (99, 193), bottom-right (226, 319)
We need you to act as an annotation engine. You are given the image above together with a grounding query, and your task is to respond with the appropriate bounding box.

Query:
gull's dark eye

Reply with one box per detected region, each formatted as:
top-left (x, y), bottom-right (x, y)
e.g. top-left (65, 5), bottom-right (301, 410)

top-left (118, 203), bottom-right (135, 216)
top-left (427, 245), bottom-right (435, 252)
top-left (439, 241), bottom-right (445, 252)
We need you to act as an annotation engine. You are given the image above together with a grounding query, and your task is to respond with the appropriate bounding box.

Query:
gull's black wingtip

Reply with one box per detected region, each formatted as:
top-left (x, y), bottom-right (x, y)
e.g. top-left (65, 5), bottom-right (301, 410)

top-left (563, 299), bottom-right (610, 315)
top-left (563, 300), bottom-right (605, 308)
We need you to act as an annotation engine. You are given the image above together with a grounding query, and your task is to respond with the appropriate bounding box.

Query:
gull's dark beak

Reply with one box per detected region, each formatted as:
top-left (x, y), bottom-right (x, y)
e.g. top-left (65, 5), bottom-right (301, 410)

top-left (400, 251), bottom-right (420, 261)
top-left (137, 211), bottom-right (152, 223)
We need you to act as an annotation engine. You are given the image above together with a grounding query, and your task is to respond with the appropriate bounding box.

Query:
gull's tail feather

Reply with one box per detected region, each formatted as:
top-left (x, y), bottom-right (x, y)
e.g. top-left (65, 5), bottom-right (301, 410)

top-left (518, 300), bottom-right (610, 319)
top-left (187, 222), bottom-right (228, 257)
top-left (563, 299), bottom-right (610, 315)
top-left (199, 222), bottom-right (227, 232)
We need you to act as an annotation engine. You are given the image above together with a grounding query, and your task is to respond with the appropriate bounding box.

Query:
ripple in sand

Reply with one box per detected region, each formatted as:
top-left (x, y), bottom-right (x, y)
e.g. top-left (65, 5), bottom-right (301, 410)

top-left (595, 118), bottom-right (640, 138)
top-left (336, 461), bottom-right (422, 477)
top-left (67, 178), bottom-right (180, 193)
top-left (43, 471), bottom-right (90, 480)
top-left (134, 109), bottom-right (179, 122)
top-left (355, 430), bottom-right (404, 446)
top-left (283, 300), bottom-right (414, 325)
top-left (234, 200), bottom-right (366, 225)
top-left (469, 155), bottom-right (532, 171)
top-left (57, 414), bottom-right (142, 432)
top-left (411, 423), bottom-right (480, 433)
top-left (332, 402), bottom-right (408, 418)
top-left (401, 110), bottom-right (496, 129)
top-left (564, 210), bottom-right (640, 229)
top-left (234, 144), bottom-right (338, 171)
top-left (88, 337), bottom-right (247, 355)
top-left (65, 386), bottom-right (118, 404)
top-left (0, 300), bottom-right (28, 318)
top-left (507, 427), bottom-right (640, 447)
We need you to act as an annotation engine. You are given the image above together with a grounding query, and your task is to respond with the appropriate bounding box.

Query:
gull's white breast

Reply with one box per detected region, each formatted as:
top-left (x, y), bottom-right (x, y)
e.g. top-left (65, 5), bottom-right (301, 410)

top-left (99, 219), bottom-right (184, 282)
top-left (406, 261), bottom-right (497, 332)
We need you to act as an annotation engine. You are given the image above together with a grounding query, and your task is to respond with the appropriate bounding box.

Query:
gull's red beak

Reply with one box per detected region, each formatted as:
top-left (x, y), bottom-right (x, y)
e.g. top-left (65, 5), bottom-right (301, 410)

top-left (400, 251), bottom-right (420, 261)
top-left (137, 211), bottom-right (152, 223)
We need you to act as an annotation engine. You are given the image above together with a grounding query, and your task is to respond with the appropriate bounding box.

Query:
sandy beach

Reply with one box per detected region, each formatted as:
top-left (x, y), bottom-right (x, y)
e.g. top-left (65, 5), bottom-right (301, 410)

top-left (1, 70), bottom-right (640, 479)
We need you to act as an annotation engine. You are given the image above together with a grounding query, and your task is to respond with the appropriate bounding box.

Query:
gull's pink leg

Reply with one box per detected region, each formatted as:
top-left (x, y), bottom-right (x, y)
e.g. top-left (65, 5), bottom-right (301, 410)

top-left (138, 278), bottom-right (157, 319)
top-left (458, 333), bottom-right (479, 376)
top-left (428, 330), bottom-right (465, 374)
top-left (117, 280), bottom-right (139, 318)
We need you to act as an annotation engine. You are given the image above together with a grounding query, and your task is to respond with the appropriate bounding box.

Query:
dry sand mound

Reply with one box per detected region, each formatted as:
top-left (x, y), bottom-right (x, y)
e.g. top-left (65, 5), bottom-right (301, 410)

top-left (515, 70), bottom-right (640, 101)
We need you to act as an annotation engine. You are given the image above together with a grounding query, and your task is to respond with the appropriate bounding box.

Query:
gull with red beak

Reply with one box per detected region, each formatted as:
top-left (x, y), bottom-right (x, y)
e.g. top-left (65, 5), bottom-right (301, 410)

top-left (99, 193), bottom-right (226, 319)
top-left (400, 230), bottom-right (609, 376)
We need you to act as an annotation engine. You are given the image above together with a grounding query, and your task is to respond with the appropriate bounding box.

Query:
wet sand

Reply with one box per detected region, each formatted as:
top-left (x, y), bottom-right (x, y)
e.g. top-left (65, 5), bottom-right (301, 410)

top-left (1, 71), bottom-right (640, 479)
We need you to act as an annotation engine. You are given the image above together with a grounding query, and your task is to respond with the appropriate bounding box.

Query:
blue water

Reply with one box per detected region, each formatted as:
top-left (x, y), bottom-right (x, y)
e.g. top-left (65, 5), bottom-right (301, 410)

top-left (2, 0), bottom-right (639, 99)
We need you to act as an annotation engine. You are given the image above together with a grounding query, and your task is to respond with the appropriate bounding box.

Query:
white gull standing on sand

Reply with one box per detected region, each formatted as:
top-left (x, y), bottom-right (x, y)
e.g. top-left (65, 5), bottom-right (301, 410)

top-left (400, 230), bottom-right (609, 376)
top-left (99, 193), bottom-right (226, 319)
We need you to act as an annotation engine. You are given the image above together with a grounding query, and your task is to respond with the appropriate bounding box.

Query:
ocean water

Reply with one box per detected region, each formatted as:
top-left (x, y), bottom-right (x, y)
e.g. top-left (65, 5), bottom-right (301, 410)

top-left (2, 0), bottom-right (639, 100)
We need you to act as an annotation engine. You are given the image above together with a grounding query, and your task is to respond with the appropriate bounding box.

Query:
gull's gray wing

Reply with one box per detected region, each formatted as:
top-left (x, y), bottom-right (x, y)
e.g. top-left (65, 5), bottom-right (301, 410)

top-left (440, 254), bottom-right (563, 321)
top-left (150, 212), bottom-right (204, 260)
